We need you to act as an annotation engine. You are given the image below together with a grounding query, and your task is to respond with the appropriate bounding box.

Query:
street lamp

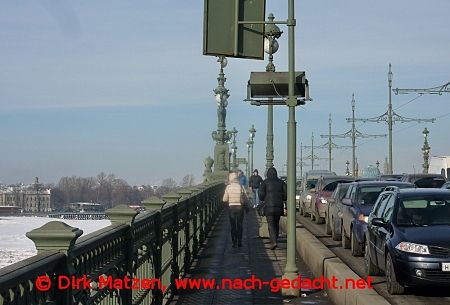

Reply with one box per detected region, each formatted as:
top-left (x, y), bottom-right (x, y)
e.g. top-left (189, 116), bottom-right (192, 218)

top-left (249, 125), bottom-right (256, 174)
top-left (422, 128), bottom-right (430, 174)
top-left (388, 64), bottom-right (394, 174)
top-left (246, 139), bottom-right (252, 178)
top-left (264, 14), bottom-right (282, 173)
top-left (211, 56), bottom-right (232, 175)
top-left (345, 160), bottom-right (350, 176)
top-left (231, 127), bottom-right (238, 171)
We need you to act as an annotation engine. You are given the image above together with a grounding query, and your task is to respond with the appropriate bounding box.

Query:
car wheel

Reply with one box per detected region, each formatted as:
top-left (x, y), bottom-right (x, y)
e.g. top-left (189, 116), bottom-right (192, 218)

top-left (331, 217), bottom-right (341, 241)
top-left (325, 213), bottom-right (332, 234)
top-left (386, 254), bottom-right (404, 295)
top-left (364, 241), bottom-right (380, 275)
top-left (351, 229), bottom-right (363, 256)
top-left (341, 225), bottom-right (350, 249)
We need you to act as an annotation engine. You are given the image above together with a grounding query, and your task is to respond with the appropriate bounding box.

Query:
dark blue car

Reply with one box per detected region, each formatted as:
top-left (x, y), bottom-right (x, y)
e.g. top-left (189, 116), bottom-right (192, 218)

top-left (340, 181), bottom-right (414, 256)
top-left (365, 188), bottom-right (450, 294)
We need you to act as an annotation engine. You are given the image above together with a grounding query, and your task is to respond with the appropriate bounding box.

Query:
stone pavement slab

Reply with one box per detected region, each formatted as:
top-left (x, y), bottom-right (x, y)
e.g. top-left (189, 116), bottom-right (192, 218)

top-left (168, 208), bottom-right (333, 305)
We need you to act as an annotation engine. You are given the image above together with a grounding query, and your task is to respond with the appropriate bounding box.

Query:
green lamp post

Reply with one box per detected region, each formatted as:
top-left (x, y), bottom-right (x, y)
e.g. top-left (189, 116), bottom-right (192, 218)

top-left (264, 14), bottom-right (282, 173)
top-left (246, 139), bottom-right (252, 178)
top-left (283, 0), bottom-right (300, 296)
top-left (231, 127), bottom-right (238, 171)
top-left (249, 124), bottom-right (256, 174)
top-left (422, 128), bottom-right (430, 174)
top-left (211, 56), bottom-right (233, 178)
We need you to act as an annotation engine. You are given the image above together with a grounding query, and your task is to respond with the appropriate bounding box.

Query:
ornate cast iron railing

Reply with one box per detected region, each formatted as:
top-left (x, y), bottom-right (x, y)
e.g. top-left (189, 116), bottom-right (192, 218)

top-left (0, 181), bottom-right (225, 305)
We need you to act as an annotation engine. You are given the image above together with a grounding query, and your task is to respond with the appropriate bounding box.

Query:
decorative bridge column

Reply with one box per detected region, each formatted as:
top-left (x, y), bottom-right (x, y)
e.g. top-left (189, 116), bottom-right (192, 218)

top-left (211, 56), bottom-right (232, 180)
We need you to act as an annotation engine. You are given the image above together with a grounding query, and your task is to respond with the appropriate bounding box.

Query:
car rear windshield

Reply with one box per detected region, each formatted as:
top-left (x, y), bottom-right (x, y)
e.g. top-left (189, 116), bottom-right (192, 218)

top-left (357, 186), bottom-right (388, 205)
top-left (323, 180), bottom-right (352, 192)
top-left (306, 179), bottom-right (318, 190)
top-left (397, 195), bottom-right (450, 226)
top-left (414, 177), bottom-right (446, 188)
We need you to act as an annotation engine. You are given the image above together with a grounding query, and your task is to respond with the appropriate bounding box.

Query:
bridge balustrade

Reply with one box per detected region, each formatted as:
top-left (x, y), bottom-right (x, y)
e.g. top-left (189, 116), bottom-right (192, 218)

top-left (0, 181), bottom-right (225, 305)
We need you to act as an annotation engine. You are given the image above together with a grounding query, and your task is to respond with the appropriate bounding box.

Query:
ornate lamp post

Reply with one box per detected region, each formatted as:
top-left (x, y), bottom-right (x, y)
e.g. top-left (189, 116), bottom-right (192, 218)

top-left (345, 160), bottom-right (350, 176)
top-left (211, 56), bottom-right (232, 177)
top-left (231, 127), bottom-right (238, 171)
top-left (264, 13), bottom-right (282, 173)
top-left (249, 125), bottom-right (256, 174)
top-left (422, 128), bottom-right (430, 174)
top-left (246, 139), bottom-right (252, 178)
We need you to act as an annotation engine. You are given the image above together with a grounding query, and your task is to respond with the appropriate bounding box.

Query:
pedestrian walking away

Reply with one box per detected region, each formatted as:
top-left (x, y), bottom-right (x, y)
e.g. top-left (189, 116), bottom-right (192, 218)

top-left (238, 169), bottom-right (248, 188)
top-left (223, 172), bottom-right (250, 248)
top-left (258, 167), bottom-right (287, 250)
top-left (249, 169), bottom-right (263, 208)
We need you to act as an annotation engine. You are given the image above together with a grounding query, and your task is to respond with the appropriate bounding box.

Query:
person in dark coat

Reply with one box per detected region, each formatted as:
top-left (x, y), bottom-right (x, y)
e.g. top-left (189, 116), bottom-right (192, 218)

top-left (258, 167), bottom-right (287, 249)
top-left (249, 169), bottom-right (263, 208)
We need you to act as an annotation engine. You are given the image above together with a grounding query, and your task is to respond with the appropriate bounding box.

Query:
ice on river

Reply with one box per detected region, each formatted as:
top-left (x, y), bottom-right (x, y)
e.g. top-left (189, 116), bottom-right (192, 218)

top-left (0, 216), bottom-right (110, 269)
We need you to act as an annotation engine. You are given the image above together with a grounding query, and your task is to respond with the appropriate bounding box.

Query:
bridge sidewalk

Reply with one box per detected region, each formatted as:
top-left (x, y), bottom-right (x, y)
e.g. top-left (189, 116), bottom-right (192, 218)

top-left (168, 208), bottom-right (333, 305)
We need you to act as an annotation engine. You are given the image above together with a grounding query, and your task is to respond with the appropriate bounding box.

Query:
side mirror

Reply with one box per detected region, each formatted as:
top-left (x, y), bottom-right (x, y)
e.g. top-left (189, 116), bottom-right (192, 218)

top-left (371, 218), bottom-right (389, 229)
top-left (342, 198), bottom-right (352, 206)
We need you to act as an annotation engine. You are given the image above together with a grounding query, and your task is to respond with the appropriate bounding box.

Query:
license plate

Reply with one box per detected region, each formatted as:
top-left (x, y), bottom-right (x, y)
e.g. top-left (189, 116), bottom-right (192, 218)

top-left (442, 263), bottom-right (450, 272)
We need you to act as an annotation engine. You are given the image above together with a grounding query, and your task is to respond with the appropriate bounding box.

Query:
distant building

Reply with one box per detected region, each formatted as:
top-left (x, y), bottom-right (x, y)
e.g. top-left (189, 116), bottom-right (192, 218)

top-left (0, 177), bottom-right (51, 213)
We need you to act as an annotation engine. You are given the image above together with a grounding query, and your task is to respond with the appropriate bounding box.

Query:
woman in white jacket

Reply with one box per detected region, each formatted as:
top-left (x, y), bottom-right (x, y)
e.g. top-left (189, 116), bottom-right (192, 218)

top-left (223, 172), bottom-right (248, 247)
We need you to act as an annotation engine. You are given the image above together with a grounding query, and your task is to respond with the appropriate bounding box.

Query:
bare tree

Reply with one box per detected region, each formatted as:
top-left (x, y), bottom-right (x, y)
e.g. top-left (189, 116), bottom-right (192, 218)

top-left (180, 175), bottom-right (195, 187)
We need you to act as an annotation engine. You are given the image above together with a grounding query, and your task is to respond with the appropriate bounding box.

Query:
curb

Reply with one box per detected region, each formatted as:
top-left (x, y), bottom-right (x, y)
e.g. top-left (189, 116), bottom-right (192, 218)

top-left (280, 217), bottom-right (391, 305)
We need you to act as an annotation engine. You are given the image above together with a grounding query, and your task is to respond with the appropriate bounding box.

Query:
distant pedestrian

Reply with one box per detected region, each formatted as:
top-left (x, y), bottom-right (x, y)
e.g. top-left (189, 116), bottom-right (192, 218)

top-left (249, 169), bottom-right (263, 208)
top-left (258, 167), bottom-right (287, 250)
top-left (223, 172), bottom-right (249, 248)
top-left (238, 170), bottom-right (248, 188)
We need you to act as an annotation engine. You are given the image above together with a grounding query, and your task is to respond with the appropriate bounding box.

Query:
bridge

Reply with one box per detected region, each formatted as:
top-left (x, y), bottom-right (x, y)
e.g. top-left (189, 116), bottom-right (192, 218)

top-left (2, 178), bottom-right (449, 305)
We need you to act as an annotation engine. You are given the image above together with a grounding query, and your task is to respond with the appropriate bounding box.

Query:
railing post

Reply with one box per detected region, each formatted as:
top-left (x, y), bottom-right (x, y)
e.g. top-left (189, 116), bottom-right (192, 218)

top-left (142, 197), bottom-right (165, 305)
top-left (193, 185), bottom-right (206, 248)
top-left (26, 221), bottom-right (83, 305)
top-left (105, 205), bottom-right (139, 305)
top-left (162, 193), bottom-right (181, 294)
top-left (178, 189), bottom-right (193, 272)
top-left (189, 187), bottom-right (202, 257)
top-left (143, 196), bottom-right (166, 211)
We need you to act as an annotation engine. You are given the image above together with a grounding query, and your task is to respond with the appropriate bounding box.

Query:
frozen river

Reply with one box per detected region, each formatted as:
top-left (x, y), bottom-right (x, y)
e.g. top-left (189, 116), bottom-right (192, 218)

top-left (0, 216), bottom-right (111, 269)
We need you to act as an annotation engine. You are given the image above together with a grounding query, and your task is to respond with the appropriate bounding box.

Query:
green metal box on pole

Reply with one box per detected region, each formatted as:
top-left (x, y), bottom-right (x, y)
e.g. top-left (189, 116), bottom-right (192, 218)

top-left (203, 0), bottom-right (265, 59)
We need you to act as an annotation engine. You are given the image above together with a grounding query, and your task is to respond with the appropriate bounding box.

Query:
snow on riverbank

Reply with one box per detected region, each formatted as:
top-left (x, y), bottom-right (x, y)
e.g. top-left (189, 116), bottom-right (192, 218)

top-left (0, 216), bottom-right (110, 269)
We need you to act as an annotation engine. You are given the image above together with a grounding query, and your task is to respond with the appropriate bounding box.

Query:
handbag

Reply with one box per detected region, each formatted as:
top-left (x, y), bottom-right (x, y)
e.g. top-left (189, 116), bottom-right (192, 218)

top-left (257, 202), bottom-right (266, 217)
top-left (240, 187), bottom-right (250, 209)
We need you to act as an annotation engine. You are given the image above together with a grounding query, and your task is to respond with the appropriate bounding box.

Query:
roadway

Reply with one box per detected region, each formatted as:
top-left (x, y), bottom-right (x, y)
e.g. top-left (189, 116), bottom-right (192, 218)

top-left (296, 212), bottom-right (450, 305)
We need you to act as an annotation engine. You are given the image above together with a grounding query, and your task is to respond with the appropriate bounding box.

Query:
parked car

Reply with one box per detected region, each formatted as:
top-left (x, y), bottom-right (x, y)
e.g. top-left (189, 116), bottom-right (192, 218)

top-left (295, 179), bottom-right (303, 206)
top-left (378, 174), bottom-right (404, 181)
top-left (401, 173), bottom-right (447, 188)
top-left (325, 182), bottom-right (352, 240)
top-left (298, 170), bottom-right (336, 216)
top-left (365, 188), bottom-right (450, 294)
top-left (340, 181), bottom-right (414, 256)
top-left (310, 176), bottom-right (355, 224)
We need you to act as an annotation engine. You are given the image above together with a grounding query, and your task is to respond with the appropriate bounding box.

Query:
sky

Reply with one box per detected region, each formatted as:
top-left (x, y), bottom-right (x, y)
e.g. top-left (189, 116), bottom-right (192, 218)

top-left (0, 0), bottom-right (449, 186)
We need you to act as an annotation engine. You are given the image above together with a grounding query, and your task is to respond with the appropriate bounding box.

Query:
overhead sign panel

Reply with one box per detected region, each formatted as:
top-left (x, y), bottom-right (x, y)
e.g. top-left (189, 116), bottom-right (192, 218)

top-left (203, 0), bottom-right (265, 59)
top-left (248, 72), bottom-right (308, 98)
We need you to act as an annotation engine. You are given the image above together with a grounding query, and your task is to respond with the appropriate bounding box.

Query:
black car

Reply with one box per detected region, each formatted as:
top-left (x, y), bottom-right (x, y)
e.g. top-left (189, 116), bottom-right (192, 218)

top-left (340, 181), bottom-right (414, 256)
top-left (365, 188), bottom-right (450, 294)
top-left (378, 174), bottom-right (404, 181)
top-left (401, 173), bottom-right (447, 188)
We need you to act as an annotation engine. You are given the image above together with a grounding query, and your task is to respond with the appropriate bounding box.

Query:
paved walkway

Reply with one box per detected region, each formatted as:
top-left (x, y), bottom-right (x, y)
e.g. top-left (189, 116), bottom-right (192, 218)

top-left (168, 208), bottom-right (333, 305)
